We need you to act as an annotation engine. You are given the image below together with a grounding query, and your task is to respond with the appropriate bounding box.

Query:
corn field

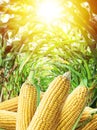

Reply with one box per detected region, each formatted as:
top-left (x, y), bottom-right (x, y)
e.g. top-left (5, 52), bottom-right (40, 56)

top-left (0, 0), bottom-right (97, 129)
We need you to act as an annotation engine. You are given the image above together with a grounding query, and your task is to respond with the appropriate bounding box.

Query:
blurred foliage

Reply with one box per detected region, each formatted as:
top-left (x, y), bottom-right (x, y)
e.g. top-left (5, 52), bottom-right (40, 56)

top-left (0, 0), bottom-right (97, 107)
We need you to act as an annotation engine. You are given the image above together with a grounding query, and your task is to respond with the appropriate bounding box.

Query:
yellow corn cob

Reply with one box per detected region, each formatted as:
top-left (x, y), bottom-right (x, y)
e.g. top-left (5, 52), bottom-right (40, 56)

top-left (55, 85), bottom-right (88, 130)
top-left (16, 82), bottom-right (37, 130)
top-left (0, 91), bottom-right (44, 113)
top-left (0, 110), bottom-right (16, 130)
top-left (0, 96), bottom-right (18, 112)
top-left (76, 107), bottom-right (97, 129)
top-left (79, 107), bottom-right (97, 122)
top-left (78, 107), bottom-right (93, 125)
top-left (81, 114), bottom-right (97, 130)
top-left (27, 72), bottom-right (70, 130)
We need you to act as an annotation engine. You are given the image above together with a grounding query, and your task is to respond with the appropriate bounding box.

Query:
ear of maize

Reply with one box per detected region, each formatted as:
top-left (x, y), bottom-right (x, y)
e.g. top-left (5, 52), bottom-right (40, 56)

top-left (27, 72), bottom-right (70, 130)
top-left (55, 85), bottom-right (88, 130)
top-left (81, 114), bottom-right (97, 130)
top-left (77, 107), bottom-right (97, 129)
top-left (0, 110), bottom-right (16, 130)
top-left (0, 97), bottom-right (18, 112)
top-left (16, 82), bottom-right (37, 130)
top-left (79, 107), bottom-right (93, 122)
top-left (0, 91), bottom-right (44, 113)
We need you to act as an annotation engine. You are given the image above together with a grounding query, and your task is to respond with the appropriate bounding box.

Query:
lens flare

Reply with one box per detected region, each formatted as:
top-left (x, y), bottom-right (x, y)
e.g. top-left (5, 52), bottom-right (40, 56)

top-left (37, 1), bottom-right (62, 23)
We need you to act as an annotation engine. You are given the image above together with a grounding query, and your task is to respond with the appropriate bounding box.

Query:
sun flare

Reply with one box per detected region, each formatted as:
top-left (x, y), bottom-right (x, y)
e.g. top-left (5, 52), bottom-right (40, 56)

top-left (37, 1), bottom-right (63, 23)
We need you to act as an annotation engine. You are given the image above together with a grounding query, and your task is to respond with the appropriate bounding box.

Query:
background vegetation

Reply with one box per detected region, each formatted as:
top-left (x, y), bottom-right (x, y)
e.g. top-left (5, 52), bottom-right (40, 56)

top-left (0, 0), bottom-right (97, 107)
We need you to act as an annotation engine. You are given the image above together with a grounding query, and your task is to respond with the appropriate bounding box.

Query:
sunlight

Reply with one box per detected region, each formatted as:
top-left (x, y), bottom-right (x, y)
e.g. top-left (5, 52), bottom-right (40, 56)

top-left (37, 1), bottom-right (63, 23)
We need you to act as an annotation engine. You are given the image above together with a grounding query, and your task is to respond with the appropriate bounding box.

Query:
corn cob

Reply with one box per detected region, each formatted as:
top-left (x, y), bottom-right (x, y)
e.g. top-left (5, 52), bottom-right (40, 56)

top-left (0, 110), bottom-right (16, 130)
top-left (79, 107), bottom-right (97, 123)
top-left (0, 91), bottom-right (44, 113)
top-left (80, 114), bottom-right (97, 130)
top-left (76, 107), bottom-right (97, 129)
top-left (0, 96), bottom-right (18, 112)
top-left (16, 82), bottom-right (37, 130)
top-left (55, 85), bottom-right (88, 130)
top-left (27, 72), bottom-right (70, 130)
top-left (78, 107), bottom-right (93, 125)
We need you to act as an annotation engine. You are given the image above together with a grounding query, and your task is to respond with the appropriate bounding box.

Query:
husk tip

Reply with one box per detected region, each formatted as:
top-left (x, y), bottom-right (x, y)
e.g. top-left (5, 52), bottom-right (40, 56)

top-left (63, 71), bottom-right (71, 80)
